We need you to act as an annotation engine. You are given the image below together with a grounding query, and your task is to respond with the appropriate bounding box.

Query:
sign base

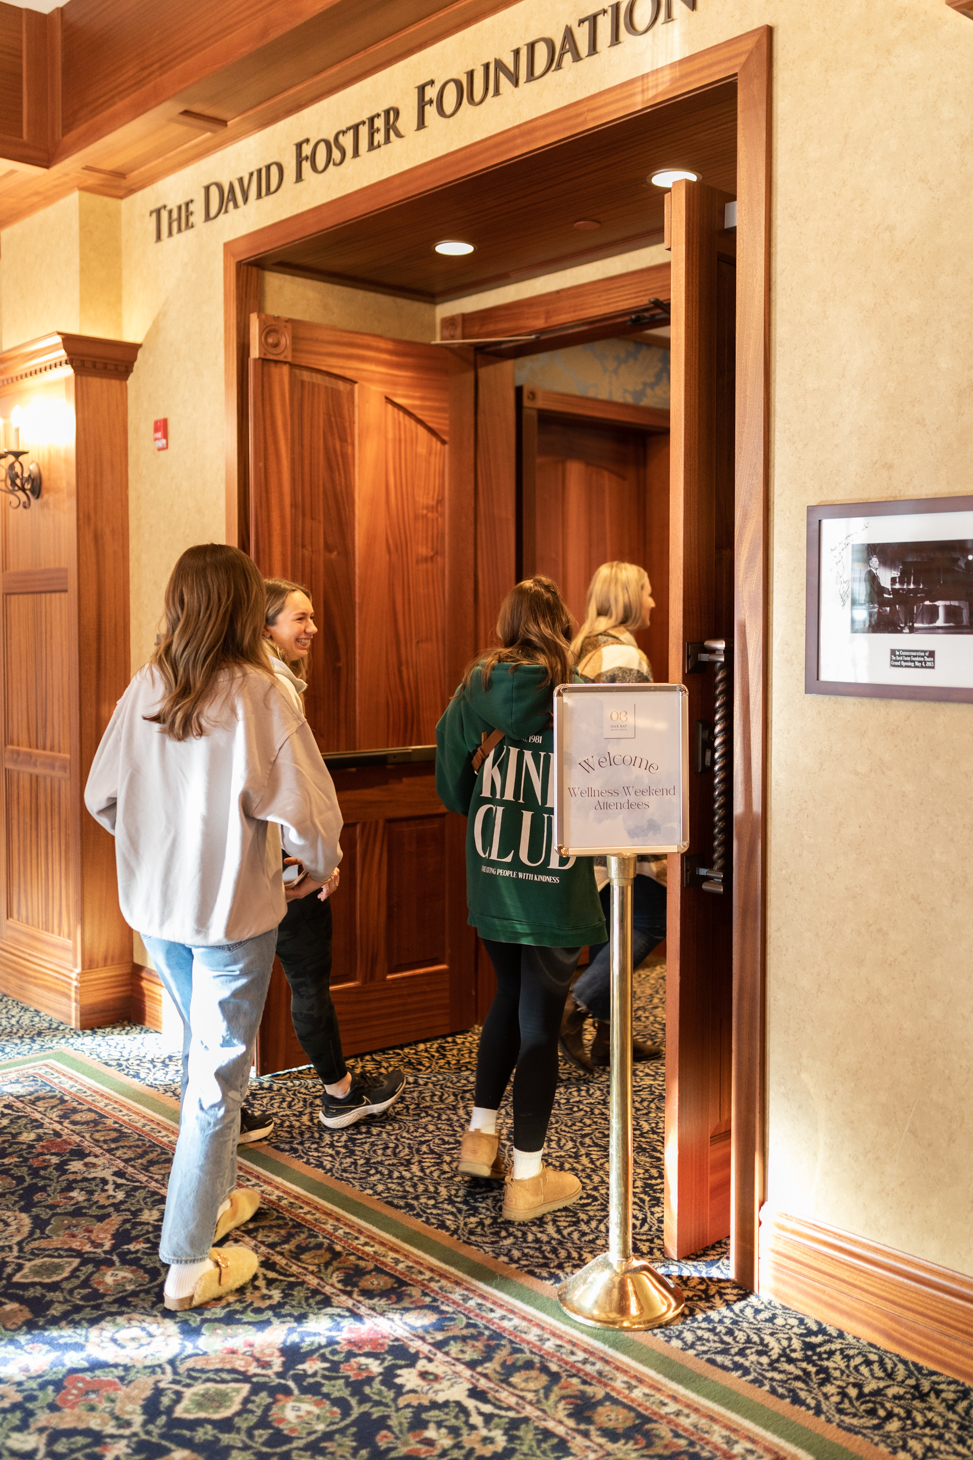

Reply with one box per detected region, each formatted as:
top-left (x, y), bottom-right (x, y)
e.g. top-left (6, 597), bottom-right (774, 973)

top-left (558, 1252), bottom-right (685, 1330)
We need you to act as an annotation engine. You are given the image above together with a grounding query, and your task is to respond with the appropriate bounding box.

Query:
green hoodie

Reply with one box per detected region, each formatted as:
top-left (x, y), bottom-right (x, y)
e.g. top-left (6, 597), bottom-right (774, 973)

top-left (435, 663), bottom-right (607, 947)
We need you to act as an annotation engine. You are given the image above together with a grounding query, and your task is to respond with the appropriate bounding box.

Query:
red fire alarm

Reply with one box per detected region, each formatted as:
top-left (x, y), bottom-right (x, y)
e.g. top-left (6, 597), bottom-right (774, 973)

top-left (153, 418), bottom-right (168, 451)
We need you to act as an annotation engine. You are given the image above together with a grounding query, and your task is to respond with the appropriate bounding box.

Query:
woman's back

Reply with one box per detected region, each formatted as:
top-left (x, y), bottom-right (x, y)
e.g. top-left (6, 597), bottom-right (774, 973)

top-left (86, 661), bottom-right (341, 945)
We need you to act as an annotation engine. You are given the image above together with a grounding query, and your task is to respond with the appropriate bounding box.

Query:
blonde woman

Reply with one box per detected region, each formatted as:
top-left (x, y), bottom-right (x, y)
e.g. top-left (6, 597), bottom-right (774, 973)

top-left (85, 545), bottom-right (343, 1309)
top-left (560, 561), bottom-right (666, 1072)
top-left (256, 578), bottom-right (405, 1130)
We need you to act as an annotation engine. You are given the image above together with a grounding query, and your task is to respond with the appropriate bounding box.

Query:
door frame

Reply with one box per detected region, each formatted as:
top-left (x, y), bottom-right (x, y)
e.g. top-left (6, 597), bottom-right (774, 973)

top-left (223, 26), bottom-right (771, 1290)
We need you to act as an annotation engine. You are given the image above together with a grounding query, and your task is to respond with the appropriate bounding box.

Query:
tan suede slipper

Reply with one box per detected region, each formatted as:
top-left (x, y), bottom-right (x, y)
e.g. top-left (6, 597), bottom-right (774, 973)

top-left (213, 1188), bottom-right (260, 1242)
top-left (163, 1245), bottom-right (259, 1311)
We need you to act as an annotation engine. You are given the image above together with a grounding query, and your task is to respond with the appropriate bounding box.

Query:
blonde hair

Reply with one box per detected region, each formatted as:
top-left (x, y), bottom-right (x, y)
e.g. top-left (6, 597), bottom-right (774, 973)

top-left (461, 576), bottom-right (574, 692)
top-left (147, 544), bottom-right (272, 740)
top-left (570, 561), bottom-right (649, 656)
top-left (264, 577), bottom-right (312, 679)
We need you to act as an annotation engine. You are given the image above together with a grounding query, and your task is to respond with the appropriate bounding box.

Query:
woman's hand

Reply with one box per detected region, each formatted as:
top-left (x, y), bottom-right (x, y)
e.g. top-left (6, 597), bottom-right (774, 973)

top-left (317, 868), bottom-right (340, 901)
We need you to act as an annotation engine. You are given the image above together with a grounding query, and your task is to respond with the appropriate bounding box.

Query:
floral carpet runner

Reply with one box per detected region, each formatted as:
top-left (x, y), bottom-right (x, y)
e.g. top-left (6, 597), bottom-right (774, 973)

top-left (0, 1051), bottom-right (889, 1460)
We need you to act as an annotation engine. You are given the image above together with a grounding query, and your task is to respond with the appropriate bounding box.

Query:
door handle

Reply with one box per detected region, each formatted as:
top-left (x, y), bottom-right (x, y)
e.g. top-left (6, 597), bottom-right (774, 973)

top-left (684, 639), bottom-right (731, 895)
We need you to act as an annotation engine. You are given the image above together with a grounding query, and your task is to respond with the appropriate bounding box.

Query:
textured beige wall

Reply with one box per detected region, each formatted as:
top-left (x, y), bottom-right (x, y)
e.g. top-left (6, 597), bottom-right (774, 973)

top-left (1, 192), bottom-right (81, 344)
top-left (261, 272), bottom-right (435, 343)
top-left (4, 0), bottom-right (973, 1277)
top-left (78, 194), bottom-right (123, 339)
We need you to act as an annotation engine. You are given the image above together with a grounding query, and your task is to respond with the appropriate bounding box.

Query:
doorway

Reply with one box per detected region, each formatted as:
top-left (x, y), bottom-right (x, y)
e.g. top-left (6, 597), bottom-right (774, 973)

top-left (226, 29), bottom-right (770, 1286)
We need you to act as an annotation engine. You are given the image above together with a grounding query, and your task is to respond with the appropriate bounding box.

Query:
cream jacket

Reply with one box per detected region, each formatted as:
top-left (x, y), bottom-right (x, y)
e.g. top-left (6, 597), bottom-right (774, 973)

top-left (84, 663), bottom-right (342, 945)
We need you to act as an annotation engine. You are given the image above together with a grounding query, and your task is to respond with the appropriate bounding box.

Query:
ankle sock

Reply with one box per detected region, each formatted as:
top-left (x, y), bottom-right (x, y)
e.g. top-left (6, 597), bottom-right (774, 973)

top-left (469, 1106), bottom-right (498, 1135)
top-left (512, 1147), bottom-right (543, 1181)
top-left (217, 1197), bottom-right (231, 1219)
top-left (164, 1256), bottom-right (214, 1299)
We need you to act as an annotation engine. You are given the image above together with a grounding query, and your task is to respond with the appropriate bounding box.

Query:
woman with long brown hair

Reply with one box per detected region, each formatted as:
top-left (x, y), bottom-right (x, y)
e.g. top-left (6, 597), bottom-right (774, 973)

top-left (85, 544), bottom-right (342, 1310)
top-left (436, 577), bottom-right (606, 1221)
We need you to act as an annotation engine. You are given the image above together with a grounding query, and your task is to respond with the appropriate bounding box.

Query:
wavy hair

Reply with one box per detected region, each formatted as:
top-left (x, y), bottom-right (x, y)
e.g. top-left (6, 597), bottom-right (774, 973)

top-left (461, 576), bottom-right (574, 692)
top-left (570, 560), bottom-right (649, 656)
top-left (146, 544), bottom-right (272, 740)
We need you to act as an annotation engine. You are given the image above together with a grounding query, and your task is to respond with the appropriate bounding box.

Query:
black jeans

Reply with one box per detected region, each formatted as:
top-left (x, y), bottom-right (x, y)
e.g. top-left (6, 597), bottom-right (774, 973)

top-left (474, 940), bottom-right (581, 1152)
top-left (274, 891), bottom-right (347, 1087)
top-left (573, 876), bottom-right (667, 1023)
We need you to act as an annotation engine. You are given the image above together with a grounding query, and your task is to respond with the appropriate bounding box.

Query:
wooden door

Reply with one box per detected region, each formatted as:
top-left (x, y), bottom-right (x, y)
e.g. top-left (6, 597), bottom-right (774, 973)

top-left (666, 180), bottom-right (736, 1256)
top-left (518, 387), bottom-right (670, 679)
top-left (248, 315), bottom-right (476, 1070)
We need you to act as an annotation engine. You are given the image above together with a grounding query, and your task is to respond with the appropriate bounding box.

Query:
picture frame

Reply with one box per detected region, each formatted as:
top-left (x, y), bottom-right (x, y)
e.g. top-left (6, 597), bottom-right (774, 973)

top-left (806, 495), bottom-right (973, 703)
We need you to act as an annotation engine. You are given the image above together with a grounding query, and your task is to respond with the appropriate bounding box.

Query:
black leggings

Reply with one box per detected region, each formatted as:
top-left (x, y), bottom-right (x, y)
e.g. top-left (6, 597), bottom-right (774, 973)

top-left (274, 891), bottom-right (347, 1087)
top-left (474, 940), bottom-right (581, 1152)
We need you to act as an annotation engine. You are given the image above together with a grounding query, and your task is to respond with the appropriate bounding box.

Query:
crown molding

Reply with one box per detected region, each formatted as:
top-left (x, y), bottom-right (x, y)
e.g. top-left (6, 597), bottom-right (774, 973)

top-left (0, 332), bottom-right (141, 389)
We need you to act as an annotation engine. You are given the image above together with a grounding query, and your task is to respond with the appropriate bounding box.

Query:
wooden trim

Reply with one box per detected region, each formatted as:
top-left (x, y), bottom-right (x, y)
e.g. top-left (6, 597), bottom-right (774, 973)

top-left (0, 938), bottom-right (132, 1028)
top-left (224, 263), bottom-right (261, 549)
top-left (759, 1208), bottom-right (973, 1388)
top-left (730, 24), bottom-right (771, 1293)
top-left (226, 25), bottom-right (772, 1290)
top-left (521, 387), bottom-right (669, 433)
top-left (0, 333), bottom-right (140, 390)
top-left (946, 0), bottom-right (973, 17)
top-left (440, 264), bottom-right (673, 343)
top-left (2, 567), bottom-right (69, 593)
top-left (3, 746), bottom-right (70, 778)
top-left (130, 963), bottom-right (164, 1031)
top-left (805, 494), bottom-right (973, 704)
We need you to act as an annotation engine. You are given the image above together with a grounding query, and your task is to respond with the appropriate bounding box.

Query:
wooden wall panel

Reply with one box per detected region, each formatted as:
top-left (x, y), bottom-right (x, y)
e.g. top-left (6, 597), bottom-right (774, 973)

top-left (0, 334), bottom-right (138, 1030)
top-left (291, 367), bottom-right (356, 753)
top-left (5, 770), bottom-right (72, 939)
top-left (386, 816), bottom-right (446, 972)
top-left (385, 401), bottom-right (446, 747)
top-left (3, 591), bottom-right (70, 753)
top-left (0, 4), bottom-right (23, 139)
top-left (475, 356), bottom-right (517, 649)
top-left (330, 822), bottom-right (357, 986)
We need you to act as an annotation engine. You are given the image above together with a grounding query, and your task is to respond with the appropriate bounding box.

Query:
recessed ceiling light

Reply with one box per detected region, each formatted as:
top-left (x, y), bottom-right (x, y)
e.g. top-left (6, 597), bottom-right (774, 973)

top-left (649, 168), bottom-right (701, 188)
top-left (573, 219), bottom-right (601, 231)
top-left (435, 239), bottom-right (475, 256)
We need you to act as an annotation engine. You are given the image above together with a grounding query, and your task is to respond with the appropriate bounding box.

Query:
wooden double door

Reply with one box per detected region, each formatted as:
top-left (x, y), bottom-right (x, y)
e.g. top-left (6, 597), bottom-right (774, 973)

top-left (249, 316), bottom-right (477, 1069)
top-left (248, 179), bottom-right (734, 1260)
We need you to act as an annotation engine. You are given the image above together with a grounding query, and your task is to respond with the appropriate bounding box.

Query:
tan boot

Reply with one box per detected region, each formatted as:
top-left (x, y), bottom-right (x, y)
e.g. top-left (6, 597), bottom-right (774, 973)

top-left (458, 1129), bottom-right (505, 1180)
top-left (213, 1188), bottom-right (260, 1242)
top-left (163, 1246), bottom-right (259, 1311)
top-left (502, 1164), bottom-right (581, 1221)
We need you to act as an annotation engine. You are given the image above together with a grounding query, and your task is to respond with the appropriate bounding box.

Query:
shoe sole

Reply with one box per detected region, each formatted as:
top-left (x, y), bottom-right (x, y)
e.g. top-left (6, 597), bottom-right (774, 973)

top-left (458, 1160), bottom-right (505, 1180)
top-left (503, 1187), bottom-right (582, 1221)
top-left (237, 1129), bottom-right (274, 1144)
top-left (318, 1079), bottom-right (406, 1130)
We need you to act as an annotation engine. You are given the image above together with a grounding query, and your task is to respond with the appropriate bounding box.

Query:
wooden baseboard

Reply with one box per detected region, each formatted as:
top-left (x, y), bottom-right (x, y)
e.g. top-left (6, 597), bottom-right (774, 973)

top-left (130, 964), bottom-right (164, 1031)
top-left (759, 1207), bottom-right (973, 1386)
top-left (0, 941), bottom-right (133, 1029)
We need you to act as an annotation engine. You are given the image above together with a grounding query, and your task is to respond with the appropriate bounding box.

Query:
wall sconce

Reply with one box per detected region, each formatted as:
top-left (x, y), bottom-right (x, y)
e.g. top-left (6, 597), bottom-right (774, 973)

top-left (0, 407), bottom-right (42, 510)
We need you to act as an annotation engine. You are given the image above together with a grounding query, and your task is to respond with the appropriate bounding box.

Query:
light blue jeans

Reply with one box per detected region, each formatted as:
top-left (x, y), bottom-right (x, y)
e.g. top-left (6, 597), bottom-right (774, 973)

top-left (142, 929), bottom-right (277, 1264)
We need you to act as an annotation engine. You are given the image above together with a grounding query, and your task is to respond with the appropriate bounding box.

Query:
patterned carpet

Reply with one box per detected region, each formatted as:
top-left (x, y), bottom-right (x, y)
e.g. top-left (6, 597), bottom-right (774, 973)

top-left (1, 1051), bottom-right (883, 1460)
top-left (2, 982), bottom-right (973, 1459)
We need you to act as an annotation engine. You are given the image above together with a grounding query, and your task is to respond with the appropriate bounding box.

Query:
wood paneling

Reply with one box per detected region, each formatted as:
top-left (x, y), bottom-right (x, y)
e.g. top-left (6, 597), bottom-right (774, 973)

top-left (130, 964), bottom-right (165, 1030)
top-left (0, 5), bottom-right (23, 140)
top-left (731, 27), bottom-right (771, 1293)
top-left (0, 332), bottom-right (139, 1030)
top-left (475, 355), bottom-right (517, 651)
top-left (759, 1208), bottom-right (973, 1388)
top-left (665, 180), bottom-right (736, 1260)
top-left (445, 265), bottom-right (673, 346)
top-left (250, 320), bottom-right (475, 1070)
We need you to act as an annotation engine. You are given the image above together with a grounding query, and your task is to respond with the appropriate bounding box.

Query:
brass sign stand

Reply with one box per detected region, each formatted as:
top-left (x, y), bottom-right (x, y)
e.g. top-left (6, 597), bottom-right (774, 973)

top-left (559, 852), bottom-right (685, 1330)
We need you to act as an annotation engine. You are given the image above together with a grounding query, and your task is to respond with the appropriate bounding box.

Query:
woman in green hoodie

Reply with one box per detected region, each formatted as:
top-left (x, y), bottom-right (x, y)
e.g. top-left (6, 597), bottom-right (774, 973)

top-left (436, 577), bottom-right (606, 1221)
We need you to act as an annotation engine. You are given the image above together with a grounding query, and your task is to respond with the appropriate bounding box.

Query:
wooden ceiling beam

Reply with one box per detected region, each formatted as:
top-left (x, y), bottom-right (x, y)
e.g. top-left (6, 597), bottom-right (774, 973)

top-left (0, 0), bottom-right (520, 231)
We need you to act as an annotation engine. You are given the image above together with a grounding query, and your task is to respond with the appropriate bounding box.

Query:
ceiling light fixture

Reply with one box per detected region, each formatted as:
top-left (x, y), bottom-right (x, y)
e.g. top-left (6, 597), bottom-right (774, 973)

top-left (434, 240), bottom-right (475, 256)
top-left (573, 219), bottom-right (601, 231)
top-left (649, 168), bottom-right (701, 188)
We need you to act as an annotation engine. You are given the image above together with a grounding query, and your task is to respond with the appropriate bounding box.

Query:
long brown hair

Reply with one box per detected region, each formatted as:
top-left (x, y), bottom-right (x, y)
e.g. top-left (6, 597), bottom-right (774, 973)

top-left (264, 576), bottom-right (311, 680)
top-left (461, 576), bottom-right (574, 692)
top-left (146, 544), bottom-right (272, 740)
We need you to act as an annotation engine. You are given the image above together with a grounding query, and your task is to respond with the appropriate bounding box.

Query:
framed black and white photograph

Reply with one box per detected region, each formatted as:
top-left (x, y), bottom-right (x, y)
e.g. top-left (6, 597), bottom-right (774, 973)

top-left (806, 496), bottom-right (973, 702)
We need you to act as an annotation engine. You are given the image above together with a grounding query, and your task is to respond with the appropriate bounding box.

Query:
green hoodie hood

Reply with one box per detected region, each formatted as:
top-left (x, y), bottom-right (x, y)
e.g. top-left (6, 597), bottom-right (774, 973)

top-left (435, 663), bottom-right (606, 948)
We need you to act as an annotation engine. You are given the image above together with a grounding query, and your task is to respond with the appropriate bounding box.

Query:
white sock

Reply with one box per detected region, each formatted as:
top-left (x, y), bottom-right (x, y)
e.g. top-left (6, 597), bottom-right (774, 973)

top-left (512, 1146), bottom-right (543, 1181)
top-left (469, 1106), bottom-right (498, 1135)
top-left (164, 1256), bottom-right (214, 1299)
top-left (217, 1197), bottom-right (231, 1218)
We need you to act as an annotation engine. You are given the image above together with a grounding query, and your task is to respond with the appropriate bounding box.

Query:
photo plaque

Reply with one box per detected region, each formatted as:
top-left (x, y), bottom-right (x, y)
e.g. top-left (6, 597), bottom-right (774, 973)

top-left (806, 495), bottom-right (973, 702)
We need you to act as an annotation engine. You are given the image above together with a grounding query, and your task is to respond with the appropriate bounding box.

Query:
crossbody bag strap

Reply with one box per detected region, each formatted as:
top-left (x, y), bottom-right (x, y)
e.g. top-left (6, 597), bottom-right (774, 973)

top-left (471, 728), bottom-right (504, 773)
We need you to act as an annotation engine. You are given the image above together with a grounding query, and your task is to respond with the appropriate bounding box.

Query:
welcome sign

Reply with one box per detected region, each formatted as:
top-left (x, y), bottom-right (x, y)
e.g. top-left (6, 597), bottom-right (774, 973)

top-left (553, 683), bottom-right (688, 856)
